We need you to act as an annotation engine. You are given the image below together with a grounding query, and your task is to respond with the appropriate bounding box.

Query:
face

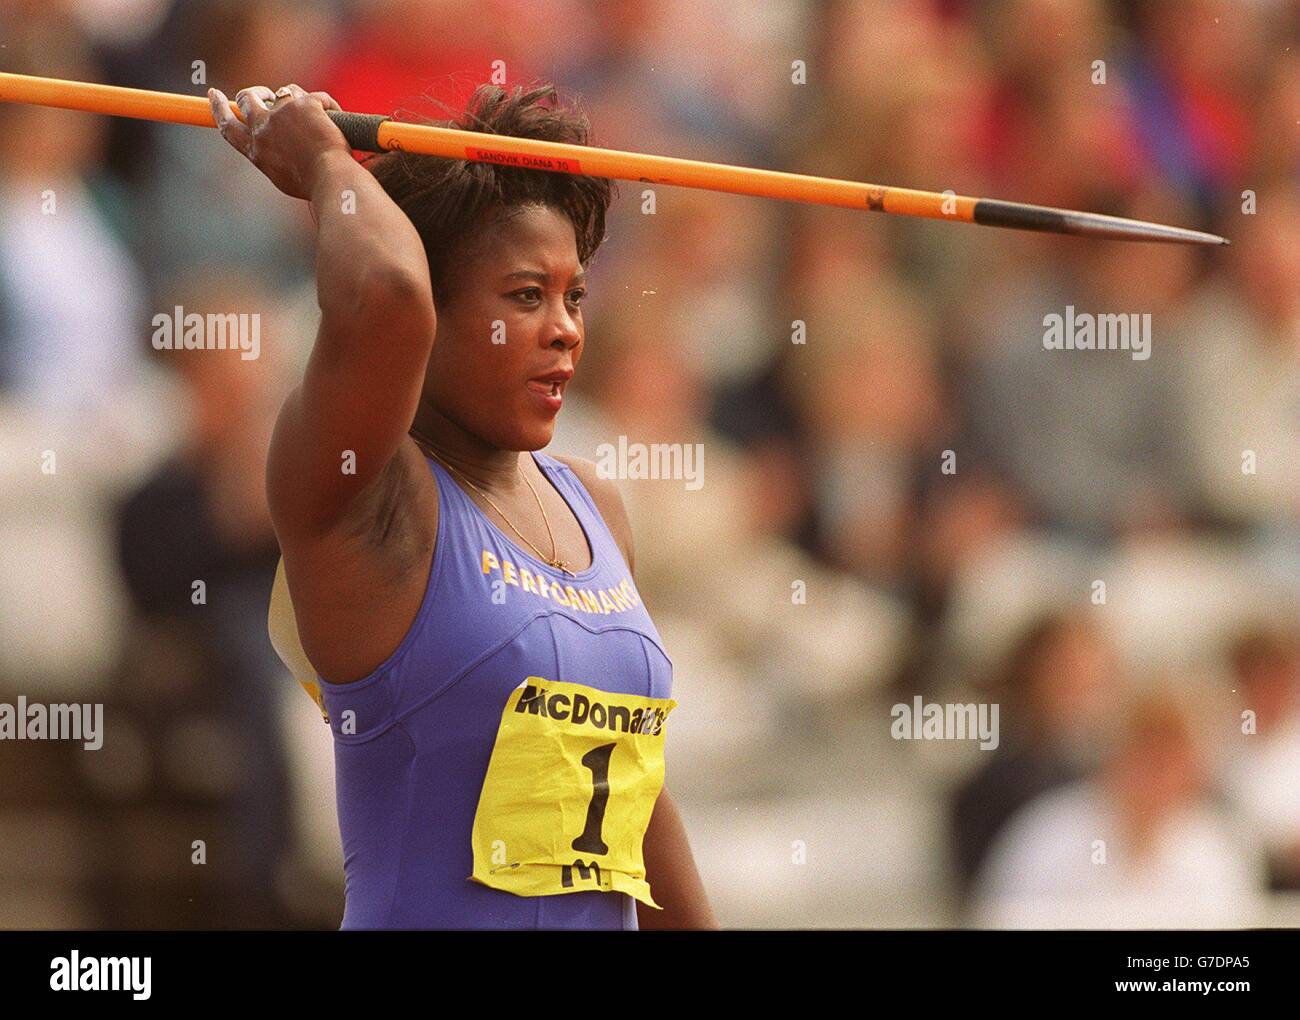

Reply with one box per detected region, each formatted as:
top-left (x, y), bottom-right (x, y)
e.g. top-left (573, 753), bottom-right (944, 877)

top-left (1031, 620), bottom-right (1115, 735)
top-left (423, 204), bottom-right (586, 451)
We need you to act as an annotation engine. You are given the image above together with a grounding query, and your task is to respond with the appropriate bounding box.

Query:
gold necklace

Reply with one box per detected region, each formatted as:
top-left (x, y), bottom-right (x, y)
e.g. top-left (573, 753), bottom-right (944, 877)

top-left (409, 429), bottom-right (576, 577)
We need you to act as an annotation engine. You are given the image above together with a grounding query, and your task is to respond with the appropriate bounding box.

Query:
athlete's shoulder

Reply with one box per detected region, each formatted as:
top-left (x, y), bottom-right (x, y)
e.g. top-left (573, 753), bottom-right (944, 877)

top-left (550, 453), bottom-right (635, 574)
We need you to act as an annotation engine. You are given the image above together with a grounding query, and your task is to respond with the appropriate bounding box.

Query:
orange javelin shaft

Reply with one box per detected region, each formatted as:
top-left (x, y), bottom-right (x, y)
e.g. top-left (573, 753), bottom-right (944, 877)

top-left (0, 71), bottom-right (1229, 245)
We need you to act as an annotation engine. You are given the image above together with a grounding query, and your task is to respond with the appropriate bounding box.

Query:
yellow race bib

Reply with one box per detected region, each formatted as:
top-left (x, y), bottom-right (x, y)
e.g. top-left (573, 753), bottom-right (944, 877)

top-left (470, 677), bottom-right (676, 908)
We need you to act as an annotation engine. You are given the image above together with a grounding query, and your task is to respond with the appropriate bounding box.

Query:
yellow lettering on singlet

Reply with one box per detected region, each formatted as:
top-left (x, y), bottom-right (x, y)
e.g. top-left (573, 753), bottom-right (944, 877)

top-left (519, 567), bottom-right (539, 594)
top-left (476, 550), bottom-right (643, 614)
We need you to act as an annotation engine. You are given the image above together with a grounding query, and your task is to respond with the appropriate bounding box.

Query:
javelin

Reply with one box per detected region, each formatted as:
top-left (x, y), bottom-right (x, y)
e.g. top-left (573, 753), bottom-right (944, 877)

top-left (0, 71), bottom-right (1228, 246)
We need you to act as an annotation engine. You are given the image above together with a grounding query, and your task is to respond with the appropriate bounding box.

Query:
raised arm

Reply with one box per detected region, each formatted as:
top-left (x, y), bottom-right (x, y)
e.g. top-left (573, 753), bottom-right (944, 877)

top-left (208, 84), bottom-right (436, 538)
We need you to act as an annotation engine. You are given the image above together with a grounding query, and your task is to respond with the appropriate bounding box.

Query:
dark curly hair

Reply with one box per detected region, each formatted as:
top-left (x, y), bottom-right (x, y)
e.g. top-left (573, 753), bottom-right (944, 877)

top-left (363, 83), bottom-right (616, 304)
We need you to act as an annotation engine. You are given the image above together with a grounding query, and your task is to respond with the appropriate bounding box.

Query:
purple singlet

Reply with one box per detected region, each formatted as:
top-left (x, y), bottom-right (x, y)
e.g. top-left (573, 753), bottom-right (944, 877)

top-left (318, 451), bottom-right (674, 929)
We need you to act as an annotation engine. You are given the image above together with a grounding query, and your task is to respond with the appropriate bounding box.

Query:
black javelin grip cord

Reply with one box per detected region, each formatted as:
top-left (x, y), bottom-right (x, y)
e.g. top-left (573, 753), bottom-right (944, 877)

top-left (325, 110), bottom-right (390, 153)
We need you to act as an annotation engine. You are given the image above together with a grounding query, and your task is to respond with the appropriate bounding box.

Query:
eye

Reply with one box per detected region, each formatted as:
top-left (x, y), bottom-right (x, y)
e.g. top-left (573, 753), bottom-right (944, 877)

top-left (512, 287), bottom-right (543, 303)
top-left (567, 288), bottom-right (587, 306)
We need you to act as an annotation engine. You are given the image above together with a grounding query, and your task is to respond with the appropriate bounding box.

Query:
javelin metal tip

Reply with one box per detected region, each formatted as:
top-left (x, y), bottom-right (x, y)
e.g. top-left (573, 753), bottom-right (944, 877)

top-left (973, 198), bottom-right (1231, 247)
top-left (1064, 210), bottom-right (1231, 247)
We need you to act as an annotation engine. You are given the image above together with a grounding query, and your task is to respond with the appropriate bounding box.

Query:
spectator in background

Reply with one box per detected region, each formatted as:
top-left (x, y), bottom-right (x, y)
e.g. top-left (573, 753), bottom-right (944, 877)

top-left (949, 610), bottom-right (1118, 903)
top-left (779, 275), bottom-right (945, 591)
top-left (131, 0), bottom-right (340, 285)
top-left (962, 182), bottom-right (1200, 541)
top-left (318, 0), bottom-right (519, 113)
top-left (0, 23), bottom-right (177, 693)
top-left (1245, 49), bottom-right (1298, 184)
top-left (1220, 626), bottom-right (1300, 890)
top-left (973, 689), bottom-right (1265, 928)
top-left (0, 31), bottom-right (149, 412)
top-left (112, 271), bottom-right (311, 926)
top-left (1122, 0), bottom-right (1265, 209)
top-left (1173, 189), bottom-right (1299, 532)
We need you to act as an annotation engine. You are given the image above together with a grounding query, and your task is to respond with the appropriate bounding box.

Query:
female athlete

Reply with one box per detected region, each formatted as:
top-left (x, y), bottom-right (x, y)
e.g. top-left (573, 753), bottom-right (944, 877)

top-left (207, 80), bottom-right (716, 930)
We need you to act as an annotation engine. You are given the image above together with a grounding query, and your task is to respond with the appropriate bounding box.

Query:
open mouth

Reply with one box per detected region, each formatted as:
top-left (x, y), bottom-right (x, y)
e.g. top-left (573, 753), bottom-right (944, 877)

top-left (526, 369), bottom-right (572, 409)
top-left (525, 377), bottom-right (567, 413)
top-left (526, 379), bottom-right (562, 398)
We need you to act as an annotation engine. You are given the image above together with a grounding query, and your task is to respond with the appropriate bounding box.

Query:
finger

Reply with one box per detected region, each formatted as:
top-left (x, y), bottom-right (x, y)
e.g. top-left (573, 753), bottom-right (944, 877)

top-left (237, 85), bottom-right (276, 111)
top-left (236, 88), bottom-right (271, 127)
top-left (309, 91), bottom-right (342, 112)
top-left (208, 88), bottom-right (252, 152)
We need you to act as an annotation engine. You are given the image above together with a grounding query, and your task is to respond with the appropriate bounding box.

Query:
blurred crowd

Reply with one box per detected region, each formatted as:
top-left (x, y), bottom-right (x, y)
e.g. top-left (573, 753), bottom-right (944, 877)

top-left (0, 0), bottom-right (1296, 928)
